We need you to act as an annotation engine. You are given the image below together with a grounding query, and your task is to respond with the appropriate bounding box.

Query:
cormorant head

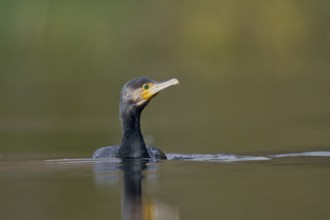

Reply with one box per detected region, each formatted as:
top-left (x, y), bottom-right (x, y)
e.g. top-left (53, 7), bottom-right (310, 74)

top-left (120, 77), bottom-right (179, 113)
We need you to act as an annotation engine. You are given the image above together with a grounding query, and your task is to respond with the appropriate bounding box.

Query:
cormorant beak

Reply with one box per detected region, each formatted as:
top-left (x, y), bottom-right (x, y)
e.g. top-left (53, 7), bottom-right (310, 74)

top-left (141, 78), bottom-right (179, 101)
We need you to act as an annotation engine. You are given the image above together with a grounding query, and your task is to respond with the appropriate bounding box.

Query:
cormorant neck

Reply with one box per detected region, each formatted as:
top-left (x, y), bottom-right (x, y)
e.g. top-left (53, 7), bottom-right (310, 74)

top-left (118, 107), bottom-right (149, 158)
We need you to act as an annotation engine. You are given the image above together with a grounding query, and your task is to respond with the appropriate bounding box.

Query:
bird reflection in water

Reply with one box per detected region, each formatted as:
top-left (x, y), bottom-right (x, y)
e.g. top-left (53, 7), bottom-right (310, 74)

top-left (121, 159), bottom-right (146, 220)
top-left (93, 159), bottom-right (179, 220)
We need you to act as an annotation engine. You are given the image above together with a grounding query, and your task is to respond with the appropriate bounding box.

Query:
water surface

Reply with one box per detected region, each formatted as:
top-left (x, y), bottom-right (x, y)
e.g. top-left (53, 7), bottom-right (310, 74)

top-left (1, 152), bottom-right (329, 220)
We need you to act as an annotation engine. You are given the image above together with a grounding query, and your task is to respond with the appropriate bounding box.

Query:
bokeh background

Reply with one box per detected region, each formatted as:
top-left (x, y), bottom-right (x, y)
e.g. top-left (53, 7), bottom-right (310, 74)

top-left (1, 0), bottom-right (330, 158)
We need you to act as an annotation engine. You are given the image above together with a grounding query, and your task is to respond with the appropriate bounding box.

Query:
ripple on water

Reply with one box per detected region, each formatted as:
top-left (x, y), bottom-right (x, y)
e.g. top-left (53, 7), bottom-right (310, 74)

top-left (166, 153), bottom-right (271, 162)
top-left (270, 151), bottom-right (330, 158)
top-left (45, 151), bottom-right (330, 164)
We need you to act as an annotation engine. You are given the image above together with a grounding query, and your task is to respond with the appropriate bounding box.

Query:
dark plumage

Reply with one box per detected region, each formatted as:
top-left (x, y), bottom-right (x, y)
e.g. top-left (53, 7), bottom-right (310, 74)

top-left (92, 77), bottom-right (179, 160)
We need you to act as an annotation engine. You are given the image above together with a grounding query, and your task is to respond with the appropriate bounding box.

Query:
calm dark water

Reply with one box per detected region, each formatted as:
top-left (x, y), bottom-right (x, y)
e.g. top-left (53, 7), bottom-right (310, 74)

top-left (1, 153), bottom-right (329, 220)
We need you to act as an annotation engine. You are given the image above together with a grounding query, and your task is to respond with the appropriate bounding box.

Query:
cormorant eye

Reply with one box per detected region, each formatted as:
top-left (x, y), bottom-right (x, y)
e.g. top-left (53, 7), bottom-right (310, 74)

top-left (143, 84), bottom-right (150, 90)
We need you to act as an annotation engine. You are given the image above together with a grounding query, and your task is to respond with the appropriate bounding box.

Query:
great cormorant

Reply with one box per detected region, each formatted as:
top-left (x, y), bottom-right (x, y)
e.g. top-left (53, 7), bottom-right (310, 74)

top-left (92, 77), bottom-right (179, 160)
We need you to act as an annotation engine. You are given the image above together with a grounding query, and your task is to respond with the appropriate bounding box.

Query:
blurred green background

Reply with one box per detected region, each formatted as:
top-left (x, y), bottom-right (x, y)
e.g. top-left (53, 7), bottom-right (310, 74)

top-left (1, 0), bottom-right (330, 158)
